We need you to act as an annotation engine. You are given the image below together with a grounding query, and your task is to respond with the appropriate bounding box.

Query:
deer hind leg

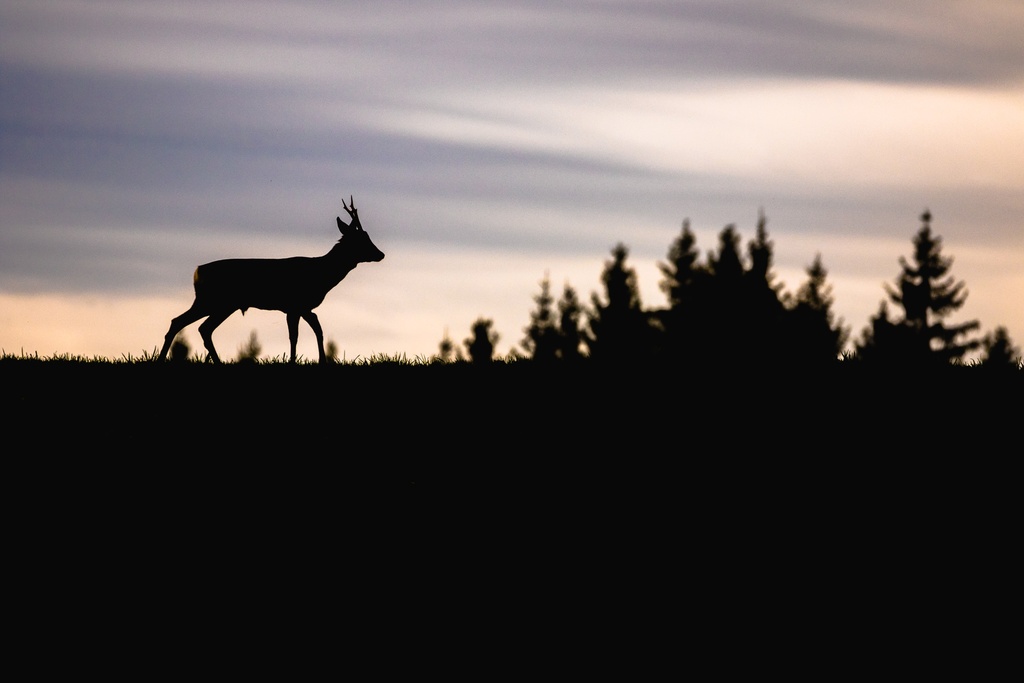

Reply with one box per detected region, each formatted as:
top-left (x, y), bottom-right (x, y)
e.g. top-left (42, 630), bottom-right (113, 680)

top-left (157, 302), bottom-right (208, 361)
top-left (301, 311), bottom-right (326, 363)
top-left (197, 308), bottom-right (235, 364)
top-left (286, 313), bottom-right (301, 363)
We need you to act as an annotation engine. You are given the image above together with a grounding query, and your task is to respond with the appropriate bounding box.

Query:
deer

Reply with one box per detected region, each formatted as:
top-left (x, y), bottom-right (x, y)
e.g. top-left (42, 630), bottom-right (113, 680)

top-left (156, 195), bottom-right (384, 364)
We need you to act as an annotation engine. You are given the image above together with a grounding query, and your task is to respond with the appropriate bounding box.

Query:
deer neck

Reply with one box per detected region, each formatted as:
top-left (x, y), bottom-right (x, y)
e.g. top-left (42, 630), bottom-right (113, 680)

top-left (323, 240), bottom-right (360, 279)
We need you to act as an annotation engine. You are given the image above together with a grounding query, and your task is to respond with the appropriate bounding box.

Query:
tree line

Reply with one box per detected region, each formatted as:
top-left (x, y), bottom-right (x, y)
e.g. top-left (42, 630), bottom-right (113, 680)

top-left (447, 209), bottom-right (1021, 370)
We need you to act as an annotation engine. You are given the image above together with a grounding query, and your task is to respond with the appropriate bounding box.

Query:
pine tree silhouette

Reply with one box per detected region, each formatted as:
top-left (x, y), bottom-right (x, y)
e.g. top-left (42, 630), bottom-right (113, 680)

top-left (556, 282), bottom-right (586, 362)
top-left (522, 272), bottom-right (560, 363)
top-left (585, 243), bottom-right (657, 362)
top-left (656, 218), bottom-right (704, 359)
top-left (856, 210), bottom-right (981, 366)
top-left (699, 225), bottom-right (747, 365)
top-left (784, 253), bottom-right (850, 365)
top-left (741, 209), bottom-right (787, 360)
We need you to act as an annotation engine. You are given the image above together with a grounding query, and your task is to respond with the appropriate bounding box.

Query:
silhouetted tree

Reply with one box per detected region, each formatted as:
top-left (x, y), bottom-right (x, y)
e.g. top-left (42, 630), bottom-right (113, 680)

top-left (237, 330), bottom-right (262, 364)
top-left (979, 326), bottom-right (1021, 370)
top-left (585, 243), bottom-right (657, 362)
top-left (697, 224), bottom-right (747, 364)
top-left (742, 209), bottom-right (788, 359)
top-left (784, 253), bottom-right (850, 364)
top-left (656, 215), bottom-right (796, 366)
top-left (465, 318), bottom-right (499, 364)
top-left (522, 272), bottom-right (560, 363)
top-left (856, 210), bottom-right (981, 366)
top-left (557, 282), bottom-right (586, 362)
top-left (656, 218), bottom-right (705, 359)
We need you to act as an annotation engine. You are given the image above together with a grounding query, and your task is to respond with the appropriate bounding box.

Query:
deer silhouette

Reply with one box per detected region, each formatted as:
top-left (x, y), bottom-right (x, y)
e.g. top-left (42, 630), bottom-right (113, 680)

top-left (156, 196), bottom-right (384, 364)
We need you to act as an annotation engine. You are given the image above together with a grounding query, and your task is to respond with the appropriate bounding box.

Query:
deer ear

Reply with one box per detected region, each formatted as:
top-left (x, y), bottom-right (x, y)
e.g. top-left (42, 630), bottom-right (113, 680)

top-left (337, 216), bottom-right (348, 234)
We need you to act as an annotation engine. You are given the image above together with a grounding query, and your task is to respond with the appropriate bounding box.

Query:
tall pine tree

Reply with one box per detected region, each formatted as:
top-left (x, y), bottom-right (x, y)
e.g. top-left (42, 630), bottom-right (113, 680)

top-left (522, 272), bottom-right (560, 363)
top-left (585, 243), bottom-right (657, 362)
top-left (557, 282), bottom-right (586, 362)
top-left (657, 218), bottom-right (705, 359)
top-left (856, 210), bottom-right (980, 366)
top-left (700, 225), bottom-right (747, 364)
top-left (784, 253), bottom-right (849, 364)
top-left (742, 209), bottom-right (787, 359)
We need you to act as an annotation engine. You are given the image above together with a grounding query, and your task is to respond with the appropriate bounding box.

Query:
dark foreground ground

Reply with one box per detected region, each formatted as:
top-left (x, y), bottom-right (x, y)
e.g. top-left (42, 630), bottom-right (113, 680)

top-left (6, 356), bottom-right (1020, 462)
top-left (5, 357), bottom-right (1016, 674)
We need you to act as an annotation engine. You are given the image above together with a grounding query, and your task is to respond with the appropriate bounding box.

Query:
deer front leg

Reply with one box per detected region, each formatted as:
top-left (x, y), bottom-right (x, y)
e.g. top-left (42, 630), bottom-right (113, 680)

top-left (198, 309), bottom-right (233, 364)
top-left (157, 303), bottom-right (206, 361)
top-left (301, 311), bottom-right (327, 363)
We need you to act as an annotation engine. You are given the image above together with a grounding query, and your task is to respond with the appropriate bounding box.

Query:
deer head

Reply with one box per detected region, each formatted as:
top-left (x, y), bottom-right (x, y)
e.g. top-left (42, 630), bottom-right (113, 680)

top-left (336, 195), bottom-right (385, 263)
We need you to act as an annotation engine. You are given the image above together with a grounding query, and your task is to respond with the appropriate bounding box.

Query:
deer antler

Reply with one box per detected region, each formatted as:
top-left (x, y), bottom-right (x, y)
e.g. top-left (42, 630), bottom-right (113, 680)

top-left (339, 195), bottom-right (360, 232)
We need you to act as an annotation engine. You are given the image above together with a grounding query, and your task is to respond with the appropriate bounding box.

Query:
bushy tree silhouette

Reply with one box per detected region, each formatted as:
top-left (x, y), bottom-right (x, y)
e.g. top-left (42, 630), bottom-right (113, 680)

top-left (236, 330), bottom-right (262, 364)
top-left (856, 210), bottom-right (981, 366)
top-left (438, 327), bottom-right (459, 362)
top-left (653, 213), bottom-right (851, 368)
top-left (169, 332), bottom-right (191, 363)
top-left (979, 326), bottom-right (1021, 370)
top-left (465, 318), bottom-right (499, 364)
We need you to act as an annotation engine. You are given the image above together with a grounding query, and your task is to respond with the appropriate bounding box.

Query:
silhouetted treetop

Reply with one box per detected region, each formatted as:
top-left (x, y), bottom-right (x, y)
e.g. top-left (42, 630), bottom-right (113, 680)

top-left (586, 243), bottom-right (659, 361)
top-left (523, 272), bottom-right (559, 363)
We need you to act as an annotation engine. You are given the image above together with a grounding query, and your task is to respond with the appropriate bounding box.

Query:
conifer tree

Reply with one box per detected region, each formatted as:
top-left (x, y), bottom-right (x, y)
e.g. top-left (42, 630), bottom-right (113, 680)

top-left (585, 243), bottom-right (656, 362)
top-left (557, 282), bottom-right (585, 362)
top-left (522, 272), bottom-right (559, 363)
top-left (742, 210), bottom-right (787, 358)
top-left (745, 210), bottom-right (785, 310)
top-left (785, 253), bottom-right (849, 364)
top-left (657, 218), bottom-right (705, 358)
top-left (700, 225), bottom-right (747, 364)
top-left (856, 210), bottom-right (980, 366)
top-left (708, 225), bottom-right (745, 282)
top-left (659, 219), bottom-right (702, 311)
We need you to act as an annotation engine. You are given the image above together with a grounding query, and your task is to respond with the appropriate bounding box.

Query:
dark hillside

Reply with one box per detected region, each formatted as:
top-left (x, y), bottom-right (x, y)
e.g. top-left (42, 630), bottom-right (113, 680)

top-left (6, 357), bottom-right (1019, 459)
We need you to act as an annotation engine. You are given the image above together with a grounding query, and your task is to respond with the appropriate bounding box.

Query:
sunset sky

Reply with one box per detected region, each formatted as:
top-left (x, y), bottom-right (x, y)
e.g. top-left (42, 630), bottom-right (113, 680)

top-left (2, 1), bottom-right (1022, 362)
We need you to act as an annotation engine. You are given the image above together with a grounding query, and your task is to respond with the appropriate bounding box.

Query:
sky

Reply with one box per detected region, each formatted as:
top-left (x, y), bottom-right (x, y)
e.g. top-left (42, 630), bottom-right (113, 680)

top-left (2, 0), bottom-right (1022, 363)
